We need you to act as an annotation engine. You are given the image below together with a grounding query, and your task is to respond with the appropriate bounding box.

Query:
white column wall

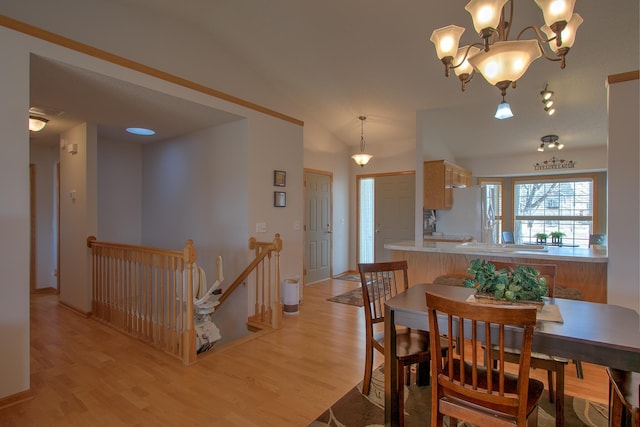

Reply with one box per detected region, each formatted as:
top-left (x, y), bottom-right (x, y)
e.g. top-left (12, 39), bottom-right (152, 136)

top-left (607, 77), bottom-right (640, 313)
top-left (0, 28), bottom-right (30, 399)
top-left (59, 123), bottom-right (98, 313)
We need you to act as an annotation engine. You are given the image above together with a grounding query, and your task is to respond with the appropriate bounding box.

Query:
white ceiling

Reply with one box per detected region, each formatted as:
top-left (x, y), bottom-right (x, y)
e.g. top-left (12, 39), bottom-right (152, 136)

top-left (28, 0), bottom-right (639, 160)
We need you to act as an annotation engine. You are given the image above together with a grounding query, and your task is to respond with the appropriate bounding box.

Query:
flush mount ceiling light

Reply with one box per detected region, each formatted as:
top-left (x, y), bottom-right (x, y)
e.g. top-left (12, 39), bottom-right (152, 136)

top-left (430, 0), bottom-right (582, 110)
top-left (29, 115), bottom-right (49, 132)
top-left (351, 116), bottom-right (373, 167)
top-left (538, 134), bottom-right (564, 151)
top-left (126, 127), bottom-right (156, 136)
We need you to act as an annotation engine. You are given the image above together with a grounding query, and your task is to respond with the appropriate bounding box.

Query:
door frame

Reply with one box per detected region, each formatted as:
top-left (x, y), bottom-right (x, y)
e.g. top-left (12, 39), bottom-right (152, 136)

top-left (303, 168), bottom-right (333, 285)
top-left (356, 170), bottom-right (415, 266)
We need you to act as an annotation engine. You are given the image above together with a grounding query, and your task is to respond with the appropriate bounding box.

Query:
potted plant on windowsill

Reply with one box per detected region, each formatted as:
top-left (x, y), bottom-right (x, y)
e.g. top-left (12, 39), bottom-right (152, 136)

top-left (463, 259), bottom-right (548, 310)
top-left (550, 231), bottom-right (565, 245)
top-left (535, 232), bottom-right (549, 244)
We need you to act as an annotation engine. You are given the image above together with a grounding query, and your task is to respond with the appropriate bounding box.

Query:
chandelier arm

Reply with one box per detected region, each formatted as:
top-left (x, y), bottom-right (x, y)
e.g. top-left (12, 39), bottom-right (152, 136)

top-left (515, 25), bottom-right (563, 63)
top-left (503, 0), bottom-right (514, 41)
top-left (450, 42), bottom-right (485, 69)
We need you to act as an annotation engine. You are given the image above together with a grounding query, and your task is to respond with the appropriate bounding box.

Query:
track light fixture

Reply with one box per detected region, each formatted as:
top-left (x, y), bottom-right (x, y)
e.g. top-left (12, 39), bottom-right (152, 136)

top-left (538, 134), bottom-right (564, 152)
top-left (541, 84), bottom-right (556, 115)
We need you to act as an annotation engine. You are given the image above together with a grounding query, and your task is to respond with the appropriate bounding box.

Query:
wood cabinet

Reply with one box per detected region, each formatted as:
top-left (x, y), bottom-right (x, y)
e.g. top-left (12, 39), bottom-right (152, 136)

top-left (423, 160), bottom-right (471, 209)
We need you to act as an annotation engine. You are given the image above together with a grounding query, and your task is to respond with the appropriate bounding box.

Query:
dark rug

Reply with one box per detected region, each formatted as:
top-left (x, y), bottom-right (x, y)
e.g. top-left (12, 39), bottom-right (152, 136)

top-left (334, 273), bottom-right (361, 282)
top-left (326, 286), bottom-right (365, 307)
top-left (309, 365), bottom-right (608, 427)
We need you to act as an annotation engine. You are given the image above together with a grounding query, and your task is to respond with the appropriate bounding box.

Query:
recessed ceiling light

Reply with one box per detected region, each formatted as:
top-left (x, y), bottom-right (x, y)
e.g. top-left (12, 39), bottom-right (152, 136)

top-left (126, 127), bottom-right (156, 136)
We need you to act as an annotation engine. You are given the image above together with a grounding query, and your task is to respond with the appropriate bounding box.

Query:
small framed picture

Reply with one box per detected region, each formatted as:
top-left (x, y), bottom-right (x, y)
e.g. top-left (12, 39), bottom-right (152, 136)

top-left (274, 170), bottom-right (286, 187)
top-left (274, 191), bottom-right (286, 207)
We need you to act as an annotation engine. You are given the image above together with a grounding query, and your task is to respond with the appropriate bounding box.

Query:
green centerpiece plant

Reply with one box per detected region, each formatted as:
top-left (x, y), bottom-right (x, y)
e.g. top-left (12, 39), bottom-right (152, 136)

top-left (463, 259), bottom-right (548, 304)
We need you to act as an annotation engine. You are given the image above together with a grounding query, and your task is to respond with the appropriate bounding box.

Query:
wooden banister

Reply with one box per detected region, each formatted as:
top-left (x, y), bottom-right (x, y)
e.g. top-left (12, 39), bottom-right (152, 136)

top-left (86, 234), bottom-right (284, 365)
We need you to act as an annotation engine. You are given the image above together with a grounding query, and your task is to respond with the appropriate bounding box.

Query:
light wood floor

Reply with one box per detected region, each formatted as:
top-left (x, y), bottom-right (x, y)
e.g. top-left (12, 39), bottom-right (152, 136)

top-left (0, 278), bottom-right (608, 426)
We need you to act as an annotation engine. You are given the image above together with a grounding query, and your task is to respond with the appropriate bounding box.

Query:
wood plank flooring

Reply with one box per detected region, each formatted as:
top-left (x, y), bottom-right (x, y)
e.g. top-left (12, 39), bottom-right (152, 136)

top-left (0, 278), bottom-right (608, 426)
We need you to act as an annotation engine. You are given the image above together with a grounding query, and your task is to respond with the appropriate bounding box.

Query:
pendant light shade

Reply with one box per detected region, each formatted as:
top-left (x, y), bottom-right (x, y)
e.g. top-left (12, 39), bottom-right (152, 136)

top-left (465, 0), bottom-right (509, 35)
top-left (468, 40), bottom-right (542, 89)
top-left (494, 101), bottom-right (513, 119)
top-left (352, 116), bottom-right (372, 167)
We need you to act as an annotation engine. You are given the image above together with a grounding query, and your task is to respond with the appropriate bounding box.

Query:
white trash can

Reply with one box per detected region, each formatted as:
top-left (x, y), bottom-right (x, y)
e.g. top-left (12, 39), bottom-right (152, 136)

top-left (282, 278), bottom-right (299, 316)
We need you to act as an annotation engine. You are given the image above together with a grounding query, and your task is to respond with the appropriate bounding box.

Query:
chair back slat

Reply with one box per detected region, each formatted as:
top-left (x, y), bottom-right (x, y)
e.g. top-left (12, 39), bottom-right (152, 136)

top-left (426, 291), bottom-right (538, 422)
top-left (358, 261), bottom-right (409, 325)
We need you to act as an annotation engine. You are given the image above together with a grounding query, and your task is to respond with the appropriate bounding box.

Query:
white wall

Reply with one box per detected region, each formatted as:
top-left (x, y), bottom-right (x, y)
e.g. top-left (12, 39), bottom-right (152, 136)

top-left (59, 123), bottom-right (98, 313)
top-left (303, 122), bottom-right (351, 276)
top-left (607, 77), bottom-right (640, 313)
top-left (98, 139), bottom-right (142, 244)
top-left (458, 146), bottom-right (608, 177)
top-left (30, 145), bottom-right (59, 288)
top-left (0, 16), bottom-right (308, 398)
top-left (141, 120), bottom-right (253, 344)
top-left (0, 27), bottom-right (31, 399)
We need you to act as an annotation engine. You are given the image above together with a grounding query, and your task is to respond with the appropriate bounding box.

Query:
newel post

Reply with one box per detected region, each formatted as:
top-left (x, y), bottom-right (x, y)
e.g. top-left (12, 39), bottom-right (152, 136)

top-left (182, 239), bottom-right (197, 365)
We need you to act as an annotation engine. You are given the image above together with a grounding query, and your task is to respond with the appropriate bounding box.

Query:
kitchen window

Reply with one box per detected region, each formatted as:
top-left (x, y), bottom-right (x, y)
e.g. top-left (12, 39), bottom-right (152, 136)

top-left (513, 175), bottom-right (596, 247)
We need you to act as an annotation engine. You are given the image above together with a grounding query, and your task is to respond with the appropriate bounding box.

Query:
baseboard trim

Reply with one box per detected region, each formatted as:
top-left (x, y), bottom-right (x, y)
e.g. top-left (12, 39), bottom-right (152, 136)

top-left (58, 300), bottom-right (91, 318)
top-left (0, 389), bottom-right (33, 410)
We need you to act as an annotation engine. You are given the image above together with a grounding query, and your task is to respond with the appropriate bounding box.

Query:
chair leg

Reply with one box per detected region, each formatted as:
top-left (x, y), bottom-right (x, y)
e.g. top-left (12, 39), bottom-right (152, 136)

top-left (555, 363), bottom-right (565, 427)
top-left (574, 360), bottom-right (584, 379)
top-left (547, 370), bottom-right (555, 403)
top-left (416, 360), bottom-right (430, 386)
top-left (397, 360), bottom-right (405, 426)
top-left (362, 344), bottom-right (373, 395)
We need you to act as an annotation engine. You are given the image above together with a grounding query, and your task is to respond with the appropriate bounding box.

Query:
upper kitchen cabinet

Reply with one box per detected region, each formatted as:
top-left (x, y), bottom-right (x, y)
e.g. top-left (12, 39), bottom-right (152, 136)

top-left (424, 160), bottom-right (471, 209)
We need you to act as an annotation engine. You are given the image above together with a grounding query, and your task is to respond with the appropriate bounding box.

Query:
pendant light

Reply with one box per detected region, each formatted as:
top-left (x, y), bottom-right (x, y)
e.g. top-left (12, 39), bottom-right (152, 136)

top-left (352, 116), bottom-right (373, 167)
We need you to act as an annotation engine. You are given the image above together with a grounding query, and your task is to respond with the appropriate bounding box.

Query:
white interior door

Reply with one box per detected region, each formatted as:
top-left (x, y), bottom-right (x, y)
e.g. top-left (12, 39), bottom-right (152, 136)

top-left (304, 171), bottom-right (332, 284)
top-left (374, 174), bottom-right (415, 262)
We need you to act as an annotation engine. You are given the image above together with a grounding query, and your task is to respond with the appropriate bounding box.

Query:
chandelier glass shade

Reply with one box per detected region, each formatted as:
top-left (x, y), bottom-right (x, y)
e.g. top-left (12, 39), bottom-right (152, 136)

top-left (351, 116), bottom-right (372, 167)
top-left (430, 0), bottom-right (581, 96)
top-left (467, 40), bottom-right (541, 92)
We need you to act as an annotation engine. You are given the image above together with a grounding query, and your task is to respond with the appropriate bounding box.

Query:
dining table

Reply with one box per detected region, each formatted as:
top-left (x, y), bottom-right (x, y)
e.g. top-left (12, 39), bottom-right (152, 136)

top-left (383, 283), bottom-right (640, 426)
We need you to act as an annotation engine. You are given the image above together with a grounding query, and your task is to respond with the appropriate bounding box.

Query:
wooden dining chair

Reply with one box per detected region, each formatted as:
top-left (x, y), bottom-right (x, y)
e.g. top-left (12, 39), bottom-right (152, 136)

top-left (359, 261), bottom-right (433, 424)
top-left (489, 261), bottom-right (569, 427)
top-left (606, 367), bottom-right (640, 427)
top-left (426, 291), bottom-right (544, 427)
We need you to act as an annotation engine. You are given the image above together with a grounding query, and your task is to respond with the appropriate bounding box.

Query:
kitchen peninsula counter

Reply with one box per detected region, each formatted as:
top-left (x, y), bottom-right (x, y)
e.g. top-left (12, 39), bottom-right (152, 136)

top-left (387, 241), bottom-right (608, 303)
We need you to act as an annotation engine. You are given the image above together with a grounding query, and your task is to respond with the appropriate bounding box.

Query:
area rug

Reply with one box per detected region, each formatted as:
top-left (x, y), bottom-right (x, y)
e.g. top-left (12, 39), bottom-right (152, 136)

top-left (334, 273), bottom-right (361, 282)
top-left (309, 365), bottom-right (608, 427)
top-left (326, 286), bottom-right (366, 307)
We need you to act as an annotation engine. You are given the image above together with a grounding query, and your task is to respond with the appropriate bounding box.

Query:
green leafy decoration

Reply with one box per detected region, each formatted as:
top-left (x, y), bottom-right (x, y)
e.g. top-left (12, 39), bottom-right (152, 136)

top-left (464, 259), bottom-right (547, 302)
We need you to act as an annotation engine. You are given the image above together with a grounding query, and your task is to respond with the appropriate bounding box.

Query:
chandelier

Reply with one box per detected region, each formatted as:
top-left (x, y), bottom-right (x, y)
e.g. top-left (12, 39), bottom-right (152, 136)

top-left (352, 116), bottom-right (373, 167)
top-left (430, 0), bottom-right (583, 101)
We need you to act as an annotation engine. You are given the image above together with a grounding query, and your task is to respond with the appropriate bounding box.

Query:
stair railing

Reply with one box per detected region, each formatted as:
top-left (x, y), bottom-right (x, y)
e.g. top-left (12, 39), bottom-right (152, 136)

top-left (86, 236), bottom-right (198, 365)
top-left (218, 233), bottom-right (283, 330)
top-left (86, 234), bottom-right (283, 365)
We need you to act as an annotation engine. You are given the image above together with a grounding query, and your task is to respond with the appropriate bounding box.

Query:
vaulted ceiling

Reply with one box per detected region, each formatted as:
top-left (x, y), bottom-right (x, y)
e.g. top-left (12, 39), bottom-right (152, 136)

top-left (27, 1), bottom-right (639, 160)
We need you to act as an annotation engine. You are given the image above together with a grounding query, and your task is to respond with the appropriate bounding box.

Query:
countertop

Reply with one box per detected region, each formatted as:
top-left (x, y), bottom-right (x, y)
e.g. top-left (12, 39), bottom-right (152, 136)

top-left (385, 240), bottom-right (608, 263)
top-left (423, 234), bottom-right (473, 242)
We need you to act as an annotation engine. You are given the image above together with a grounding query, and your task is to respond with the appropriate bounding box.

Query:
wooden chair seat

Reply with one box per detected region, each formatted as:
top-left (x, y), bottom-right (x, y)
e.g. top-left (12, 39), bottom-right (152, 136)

top-left (442, 359), bottom-right (545, 417)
